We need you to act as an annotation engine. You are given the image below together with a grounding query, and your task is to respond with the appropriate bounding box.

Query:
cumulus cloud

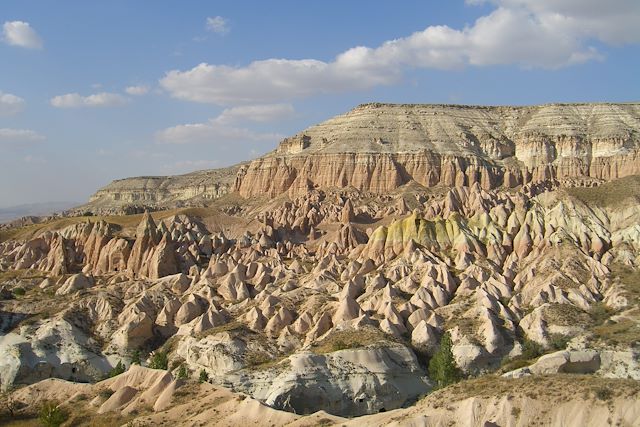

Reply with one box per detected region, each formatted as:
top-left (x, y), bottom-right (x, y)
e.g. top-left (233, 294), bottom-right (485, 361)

top-left (0, 128), bottom-right (45, 143)
top-left (215, 104), bottom-right (295, 124)
top-left (160, 59), bottom-right (393, 105)
top-left (161, 0), bottom-right (640, 105)
top-left (473, 0), bottom-right (640, 44)
top-left (0, 91), bottom-right (26, 116)
top-left (50, 92), bottom-right (129, 108)
top-left (125, 85), bottom-right (150, 95)
top-left (206, 16), bottom-right (229, 34)
top-left (157, 120), bottom-right (283, 145)
top-left (2, 21), bottom-right (43, 49)
top-left (156, 103), bottom-right (291, 144)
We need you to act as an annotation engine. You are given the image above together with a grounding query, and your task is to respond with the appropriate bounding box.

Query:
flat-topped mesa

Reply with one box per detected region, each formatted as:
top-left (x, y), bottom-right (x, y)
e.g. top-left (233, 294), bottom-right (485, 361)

top-left (83, 165), bottom-right (241, 214)
top-left (235, 102), bottom-right (640, 198)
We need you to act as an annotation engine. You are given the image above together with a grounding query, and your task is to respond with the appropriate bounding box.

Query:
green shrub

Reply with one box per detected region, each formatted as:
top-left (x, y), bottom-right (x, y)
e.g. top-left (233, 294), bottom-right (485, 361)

top-left (177, 364), bottom-right (188, 380)
top-left (130, 349), bottom-right (141, 365)
top-left (520, 339), bottom-right (543, 360)
top-left (594, 386), bottom-right (613, 401)
top-left (98, 389), bottom-right (114, 400)
top-left (589, 302), bottom-right (613, 324)
top-left (331, 339), bottom-right (356, 351)
top-left (38, 401), bottom-right (67, 427)
top-left (198, 369), bottom-right (209, 383)
top-left (108, 361), bottom-right (126, 378)
top-left (428, 332), bottom-right (462, 388)
top-left (549, 333), bottom-right (570, 350)
top-left (12, 287), bottom-right (25, 297)
top-left (500, 339), bottom-right (543, 372)
top-left (148, 351), bottom-right (168, 370)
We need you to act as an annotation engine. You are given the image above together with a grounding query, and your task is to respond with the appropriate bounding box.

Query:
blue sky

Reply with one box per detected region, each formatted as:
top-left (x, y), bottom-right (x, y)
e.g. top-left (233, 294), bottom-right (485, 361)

top-left (1, 0), bottom-right (639, 207)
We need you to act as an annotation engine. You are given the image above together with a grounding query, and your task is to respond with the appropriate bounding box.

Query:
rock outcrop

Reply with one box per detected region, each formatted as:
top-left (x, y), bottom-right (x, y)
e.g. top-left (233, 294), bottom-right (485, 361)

top-left (80, 165), bottom-right (240, 215)
top-left (2, 102), bottom-right (640, 424)
top-left (236, 103), bottom-right (640, 198)
top-left (234, 343), bottom-right (430, 416)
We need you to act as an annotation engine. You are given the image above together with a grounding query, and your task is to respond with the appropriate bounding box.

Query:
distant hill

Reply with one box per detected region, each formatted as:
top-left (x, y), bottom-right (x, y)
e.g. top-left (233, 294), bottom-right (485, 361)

top-left (0, 201), bottom-right (79, 223)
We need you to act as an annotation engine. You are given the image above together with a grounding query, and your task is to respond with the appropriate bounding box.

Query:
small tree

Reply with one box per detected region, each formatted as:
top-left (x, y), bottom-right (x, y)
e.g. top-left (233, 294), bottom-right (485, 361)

top-left (428, 332), bottom-right (462, 388)
top-left (130, 349), bottom-right (141, 365)
top-left (177, 364), bottom-right (188, 380)
top-left (149, 351), bottom-right (168, 370)
top-left (108, 361), bottom-right (126, 378)
top-left (198, 369), bottom-right (209, 383)
top-left (38, 401), bottom-right (67, 427)
top-left (520, 339), bottom-right (543, 359)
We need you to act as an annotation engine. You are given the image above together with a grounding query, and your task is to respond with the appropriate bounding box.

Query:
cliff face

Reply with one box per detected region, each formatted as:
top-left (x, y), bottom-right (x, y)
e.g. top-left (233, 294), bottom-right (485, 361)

top-left (84, 102), bottom-right (640, 211)
top-left (83, 166), bottom-right (240, 214)
top-left (235, 103), bottom-right (640, 197)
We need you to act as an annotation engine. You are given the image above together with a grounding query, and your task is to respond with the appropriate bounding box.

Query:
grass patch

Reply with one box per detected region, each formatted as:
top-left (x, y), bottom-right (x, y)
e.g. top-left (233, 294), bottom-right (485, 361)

top-left (311, 327), bottom-right (394, 354)
top-left (0, 420), bottom-right (40, 426)
top-left (194, 321), bottom-right (248, 339)
top-left (575, 262), bottom-right (640, 348)
top-left (545, 303), bottom-right (592, 328)
top-left (610, 263), bottom-right (640, 305)
top-left (244, 350), bottom-right (272, 367)
top-left (244, 351), bottom-right (291, 371)
top-left (566, 175), bottom-right (640, 208)
top-left (589, 302), bottom-right (615, 325)
top-left (424, 374), bottom-right (640, 404)
top-left (591, 319), bottom-right (640, 348)
top-left (0, 269), bottom-right (47, 283)
top-left (0, 204), bottom-right (231, 244)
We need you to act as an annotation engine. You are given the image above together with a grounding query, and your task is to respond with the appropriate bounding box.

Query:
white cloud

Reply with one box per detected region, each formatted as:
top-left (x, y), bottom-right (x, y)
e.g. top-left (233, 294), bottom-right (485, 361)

top-left (2, 21), bottom-right (43, 49)
top-left (215, 104), bottom-right (295, 124)
top-left (157, 120), bottom-right (283, 145)
top-left (206, 16), bottom-right (229, 34)
top-left (125, 85), bottom-right (150, 95)
top-left (50, 92), bottom-right (129, 108)
top-left (161, 0), bottom-right (640, 105)
top-left (0, 128), bottom-right (45, 143)
top-left (156, 104), bottom-right (290, 144)
top-left (0, 91), bottom-right (26, 116)
top-left (160, 59), bottom-right (393, 105)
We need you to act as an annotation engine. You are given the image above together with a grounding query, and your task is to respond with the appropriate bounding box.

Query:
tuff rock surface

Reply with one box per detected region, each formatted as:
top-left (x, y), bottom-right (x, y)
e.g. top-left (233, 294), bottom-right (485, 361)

top-left (1, 102), bottom-right (640, 421)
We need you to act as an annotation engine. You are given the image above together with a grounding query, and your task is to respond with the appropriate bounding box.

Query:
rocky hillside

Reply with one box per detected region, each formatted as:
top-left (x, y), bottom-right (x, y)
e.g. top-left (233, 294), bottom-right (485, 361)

top-left (1, 176), bottom-right (639, 418)
top-left (84, 103), bottom-right (640, 214)
top-left (79, 165), bottom-right (241, 215)
top-left (236, 102), bottom-right (640, 197)
top-left (3, 367), bottom-right (638, 426)
top-left (1, 102), bottom-right (639, 424)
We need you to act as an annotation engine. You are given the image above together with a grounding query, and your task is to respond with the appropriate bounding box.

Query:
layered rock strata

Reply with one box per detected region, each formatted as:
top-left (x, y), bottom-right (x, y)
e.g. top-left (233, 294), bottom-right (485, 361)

top-left (81, 165), bottom-right (240, 214)
top-left (236, 103), bottom-right (640, 197)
